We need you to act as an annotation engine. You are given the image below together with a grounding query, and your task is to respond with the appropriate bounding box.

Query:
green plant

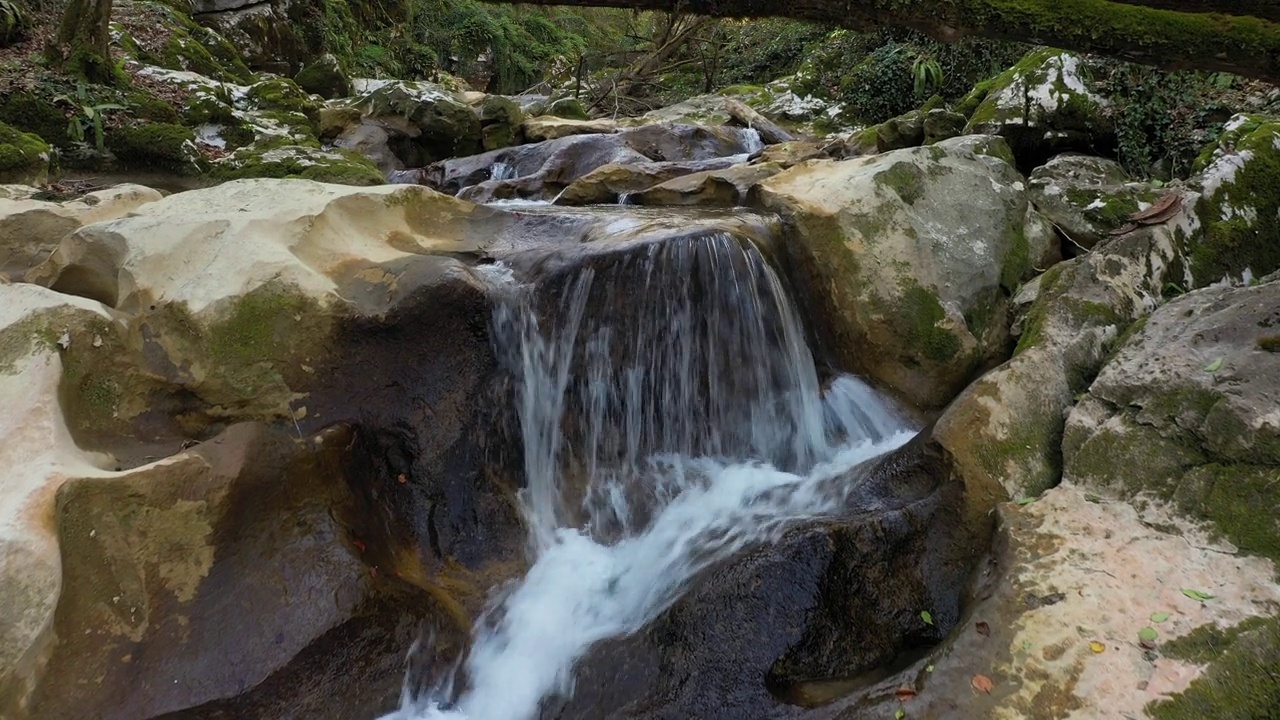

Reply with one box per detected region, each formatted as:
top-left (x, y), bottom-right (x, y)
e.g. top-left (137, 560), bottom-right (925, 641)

top-left (0, 0), bottom-right (29, 47)
top-left (54, 83), bottom-right (124, 153)
top-left (911, 52), bottom-right (944, 98)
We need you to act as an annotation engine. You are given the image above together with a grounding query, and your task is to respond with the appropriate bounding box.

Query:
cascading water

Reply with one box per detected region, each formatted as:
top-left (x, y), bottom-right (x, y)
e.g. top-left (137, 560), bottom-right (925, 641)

top-left (381, 231), bottom-right (914, 720)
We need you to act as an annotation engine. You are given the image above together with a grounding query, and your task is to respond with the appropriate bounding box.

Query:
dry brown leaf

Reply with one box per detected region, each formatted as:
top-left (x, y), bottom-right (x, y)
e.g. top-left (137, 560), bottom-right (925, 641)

top-left (895, 684), bottom-right (918, 700)
top-left (971, 674), bottom-right (994, 694)
top-left (1129, 193), bottom-right (1183, 225)
top-left (975, 621), bottom-right (991, 637)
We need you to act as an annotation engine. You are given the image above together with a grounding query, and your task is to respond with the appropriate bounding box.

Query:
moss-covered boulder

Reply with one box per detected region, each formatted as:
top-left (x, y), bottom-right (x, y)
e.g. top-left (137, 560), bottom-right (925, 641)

top-left (1029, 154), bottom-right (1164, 252)
top-left (749, 135), bottom-right (1046, 409)
top-left (350, 81), bottom-right (482, 165)
top-left (546, 97), bottom-right (590, 121)
top-left (478, 95), bottom-right (524, 151)
top-left (245, 77), bottom-right (321, 124)
top-left (1064, 279), bottom-right (1280, 559)
top-left (934, 198), bottom-right (1198, 501)
top-left (105, 122), bottom-right (203, 173)
top-left (962, 48), bottom-right (1114, 167)
top-left (923, 109), bottom-right (966, 145)
top-left (112, 1), bottom-right (253, 83)
top-left (293, 53), bottom-right (352, 100)
top-left (210, 144), bottom-right (383, 185)
top-left (1187, 114), bottom-right (1280, 286)
top-left (0, 123), bottom-right (51, 185)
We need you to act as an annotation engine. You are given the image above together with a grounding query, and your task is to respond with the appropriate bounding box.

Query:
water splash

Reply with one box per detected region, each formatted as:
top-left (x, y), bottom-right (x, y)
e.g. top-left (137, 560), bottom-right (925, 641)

top-left (382, 231), bottom-right (912, 720)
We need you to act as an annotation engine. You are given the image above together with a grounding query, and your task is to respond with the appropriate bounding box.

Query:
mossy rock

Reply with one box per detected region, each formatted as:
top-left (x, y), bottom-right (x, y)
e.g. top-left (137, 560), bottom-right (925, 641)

top-left (245, 78), bottom-right (321, 127)
top-left (964, 48), bottom-right (1114, 167)
top-left (106, 122), bottom-right (202, 173)
top-left (351, 82), bottom-right (481, 164)
top-left (0, 122), bottom-right (52, 185)
top-left (1148, 615), bottom-right (1280, 720)
top-left (1028, 154), bottom-right (1162, 252)
top-left (923, 109), bottom-right (966, 145)
top-left (127, 2), bottom-right (253, 83)
top-left (1187, 114), bottom-right (1280, 285)
top-left (0, 90), bottom-right (72, 148)
top-left (293, 54), bottom-right (351, 100)
top-left (211, 145), bottom-right (382, 185)
top-left (478, 95), bottom-right (523, 151)
top-left (546, 97), bottom-right (589, 121)
top-left (182, 92), bottom-right (238, 127)
top-left (318, 106), bottom-right (362, 141)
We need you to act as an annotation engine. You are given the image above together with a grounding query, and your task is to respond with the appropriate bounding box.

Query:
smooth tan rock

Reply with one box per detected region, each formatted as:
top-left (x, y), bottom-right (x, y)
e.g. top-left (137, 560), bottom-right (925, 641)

top-left (521, 115), bottom-right (618, 142)
top-left (633, 163), bottom-right (783, 207)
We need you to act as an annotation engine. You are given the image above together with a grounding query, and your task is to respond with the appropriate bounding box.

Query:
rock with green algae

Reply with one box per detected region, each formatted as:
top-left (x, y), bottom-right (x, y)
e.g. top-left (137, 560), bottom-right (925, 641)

top-left (1063, 279), bottom-right (1280, 561)
top-left (933, 197), bottom-right (1198, 502)
top-left (546, 97), bottom-right (590, 121)
top-left (962, 48), bottom-right (1114, 165)
top-left (111, 2), bottom-right (253, 84)
top-left (748, 134), bottom-right (1050, 410)
top-left (245, 77), bottom-right (321, 124)
top-left (105, 122), bottom-right (204, 173)
top-left (1187, 113), bottom-right (1280, 286)
top-left (0, 123), bottom-right (51, 185)
top-left (293, 53), bottom-right (351, 100)
top-left (209, 144), bottom-right (383, 185)
top-left (1029, 153), bottom-right (1163, 252)
top-left (348, 81), bottom-right (481, 165)
top-left (478, 95), bottom-right (524, 152)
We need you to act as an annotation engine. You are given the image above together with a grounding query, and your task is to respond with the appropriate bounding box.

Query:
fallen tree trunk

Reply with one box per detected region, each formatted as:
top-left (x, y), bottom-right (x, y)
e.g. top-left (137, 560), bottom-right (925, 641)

top-left (480, 0), bottom-right (1280, 84)
top-left (724, 98), bottom-right (795, 144)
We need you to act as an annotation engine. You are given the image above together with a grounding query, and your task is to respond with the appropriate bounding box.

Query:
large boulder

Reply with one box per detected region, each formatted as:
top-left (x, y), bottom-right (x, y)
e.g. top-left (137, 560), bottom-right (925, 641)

top-left (1028, 154), bottom-right (1163, 252)
top-left (1187, 114), bottom-right (1280, 286)
top-left (0, 123), bottom-right (51, 186)
top-left (1064, 279), bottom-right (1280, 561)
top-left (477, 95), bottom-right (524, 151)
top-left (961, 49), bottom-right (1114, 167)
top-left (749, 135), bottom-right (1052, 410)
top-left (0, 184), bottom-right (164, 278)
top-left (554, 156), bottom-right (748, 206)
top-left (293, 53), bottom-right (352, 100)
top-left (349, 81), bottom-right (483, 166)
top-left (521, 116), bottom-right (618, 143)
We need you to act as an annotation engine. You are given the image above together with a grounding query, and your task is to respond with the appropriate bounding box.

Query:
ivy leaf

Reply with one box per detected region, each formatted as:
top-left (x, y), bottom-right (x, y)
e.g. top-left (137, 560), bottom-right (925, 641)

top-left (1150, 611), bottom-right (1170, 623)
top-left (1182, 588), bottom-right (1214, 603)
top-left (920, 610), bottom-right (934, 626)
top-left (1204, 357), bottom-right (1224, 373)
top-left (1138, 627), bottom-right (1159, 642)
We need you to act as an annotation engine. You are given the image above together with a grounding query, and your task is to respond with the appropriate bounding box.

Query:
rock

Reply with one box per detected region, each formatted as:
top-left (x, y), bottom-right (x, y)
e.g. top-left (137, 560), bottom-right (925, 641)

top-left (478, 95), bottom-right (524, 151)
top-left (632, 163), bottom-right (783, 207)
top-left (546, 97), bottom-right (590, 120)
top-left (875, 110), bottom-right (925, 151)
top-left (724, 98), bottom-right (794, 144)
top-left (556, 432), bottom-right (988, 720)
top-left (1188, 114), bottom-right (1280, 285)
top-left (105, 122), bottom-right (205, 174)
top-left (0, 184), bottom-right (164, 278)
top-left (0, 123), bottom-right (50, 185)
top-left (318, 105), bottom-right (362, 140)
top-left (349, 81), bottom-right (482, 165)
top-left (113, 1), bottom-right (253, 83)
top-left (962, 48), bottom-right (1114, 167)
top-left (245, 77), bottom-right (321, 123)
top-left (933, 202), bottom-right (1199, 501)
top-left (554, 156), bottom-right (748, 206)
top-left (752, 140), bottom-right (829, 168)
top-left (192, 0), bottom-right (316, 74)
top-left (293, 53), bottom-right (352, 99)
top-left (521, 116), bottom-right (618, 143)
top-left (210, 144), bottom-right (384, 185)
top-left (922, 108), bottom-right (966, 145)
top-left (749, 136), bottom-right (1040, 410)
top-left (0, 285), bottom-right (121, 713)
top-left (838, 484), bottom-right (1280, 719)
top-left (1028, 153), bottom-right (1162, 252)
top-left (1064, 280), bottom-right (1280, 560)
top-left (333, 122), bottom-right (402, 174)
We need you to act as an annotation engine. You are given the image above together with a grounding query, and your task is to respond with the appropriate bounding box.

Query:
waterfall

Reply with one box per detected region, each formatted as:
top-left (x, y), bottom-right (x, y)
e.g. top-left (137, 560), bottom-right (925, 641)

top-left (380, 231), bottom-right (913, 720)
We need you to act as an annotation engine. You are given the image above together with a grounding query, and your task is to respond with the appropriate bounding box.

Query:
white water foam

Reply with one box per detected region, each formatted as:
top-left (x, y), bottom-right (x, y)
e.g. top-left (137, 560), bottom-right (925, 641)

top-left (380, 232), bottom-right (913, 720)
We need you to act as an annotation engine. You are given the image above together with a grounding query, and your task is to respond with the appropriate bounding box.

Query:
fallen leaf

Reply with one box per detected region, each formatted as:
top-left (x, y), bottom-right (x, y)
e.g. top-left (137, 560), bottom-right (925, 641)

top-left (971, 674), bottom-right (994, 694)
top-left (1016, 496), bottom-right (1036, 506)
top-left (925, 664), bottom-right (934, 673)
top-left (1129, 192), bottom-right (1183, 225)
top-left (1204, 357), bottom-right (1224, 373)
top-left (1138, 627), bottom-right (1159, 642)
top-left (1089, 641), bottom-right (1106, 654)
top-left (1182, 588), bottom-right (1214, 603)
top-left (895, 710), bottom-right (906, 720)
top-left (397, 473), bottom-right (408, 484)
top-left (976, 621), bottom-right (991, 637)
top-left (1150, 611), bottom-right (1170, 623)
top-left (920, 610), bottom-right (934, 626)
top-left (895, 684), bottom-right (918, 700)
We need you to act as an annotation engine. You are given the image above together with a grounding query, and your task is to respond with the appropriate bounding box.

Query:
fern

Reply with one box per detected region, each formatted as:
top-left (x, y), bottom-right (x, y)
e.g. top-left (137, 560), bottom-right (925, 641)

top-left (0, 0), bottom-right (30, 48)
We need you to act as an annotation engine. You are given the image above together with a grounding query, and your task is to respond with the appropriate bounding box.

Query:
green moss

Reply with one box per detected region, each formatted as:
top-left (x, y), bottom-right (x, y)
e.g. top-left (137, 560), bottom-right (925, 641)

top-left (127, 90), bottom-right (182, 124)
top-left (211, 145), bottom-right (382, 186)
top-left (1180, 464), bottom-right (1280, 561)
top-left (1013, 263), bottom-right (1072, 355)
top-left (294, 56), bottom-right (352, 99)
top-left (131, 3), bottom-right (252, 83)
top-left (896, 279), bottom-right (962, 363)
top-left (0, 91), bottom-right (70, 147)
top-left (1001, 224), bottom-right (1033, 292)
top-left (1191, 120), bottom-right (1280, 286)
top-left (0, 121), bottom-right (50, 176)
top-left (1063, 186), bottom-right (1143, 228)
top-left (246, 79), bottom-right (321, 125)
top-left (546, 97), bottom-right (589, 120)
top-left (107, 122), bottom-right (198, 172)
top-left (1149, 616), bottom-right (1280, 720)
top-left (875, 161), bottom-right (926, 204)
top-left (182, 93), bottom-right (238, 127)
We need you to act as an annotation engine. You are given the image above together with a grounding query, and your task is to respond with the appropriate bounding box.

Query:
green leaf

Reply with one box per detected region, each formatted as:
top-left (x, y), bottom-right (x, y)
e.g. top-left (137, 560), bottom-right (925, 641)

top-left (1138, 627), bottom-right (1159, 642)
top-left (1021, 639), bottom-right (1032, 651)
top-left (920, 610), bottom-right (933, 626)
top-left (925, 664), bottom-right (934, 673)
top-left (1204, 357), bottom-right (1224, 373)
top-left (1181, 588), bottom-right (1214, 603)
top-left (1016, 496), bottom-right (1036, 506)
top-left (895, 710), bottom-right (906, 720)
top-left (1150, 611), bottom-right (1170, 623)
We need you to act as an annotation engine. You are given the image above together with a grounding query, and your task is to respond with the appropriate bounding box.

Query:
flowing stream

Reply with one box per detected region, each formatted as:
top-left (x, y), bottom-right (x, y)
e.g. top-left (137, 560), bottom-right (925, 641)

top-left (381, 231), bottom-right (914, 720)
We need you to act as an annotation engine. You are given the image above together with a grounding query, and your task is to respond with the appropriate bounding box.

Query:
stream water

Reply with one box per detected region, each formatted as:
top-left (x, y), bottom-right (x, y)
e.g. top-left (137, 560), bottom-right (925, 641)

top-left (380, 230), bottom-right (914, 720)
